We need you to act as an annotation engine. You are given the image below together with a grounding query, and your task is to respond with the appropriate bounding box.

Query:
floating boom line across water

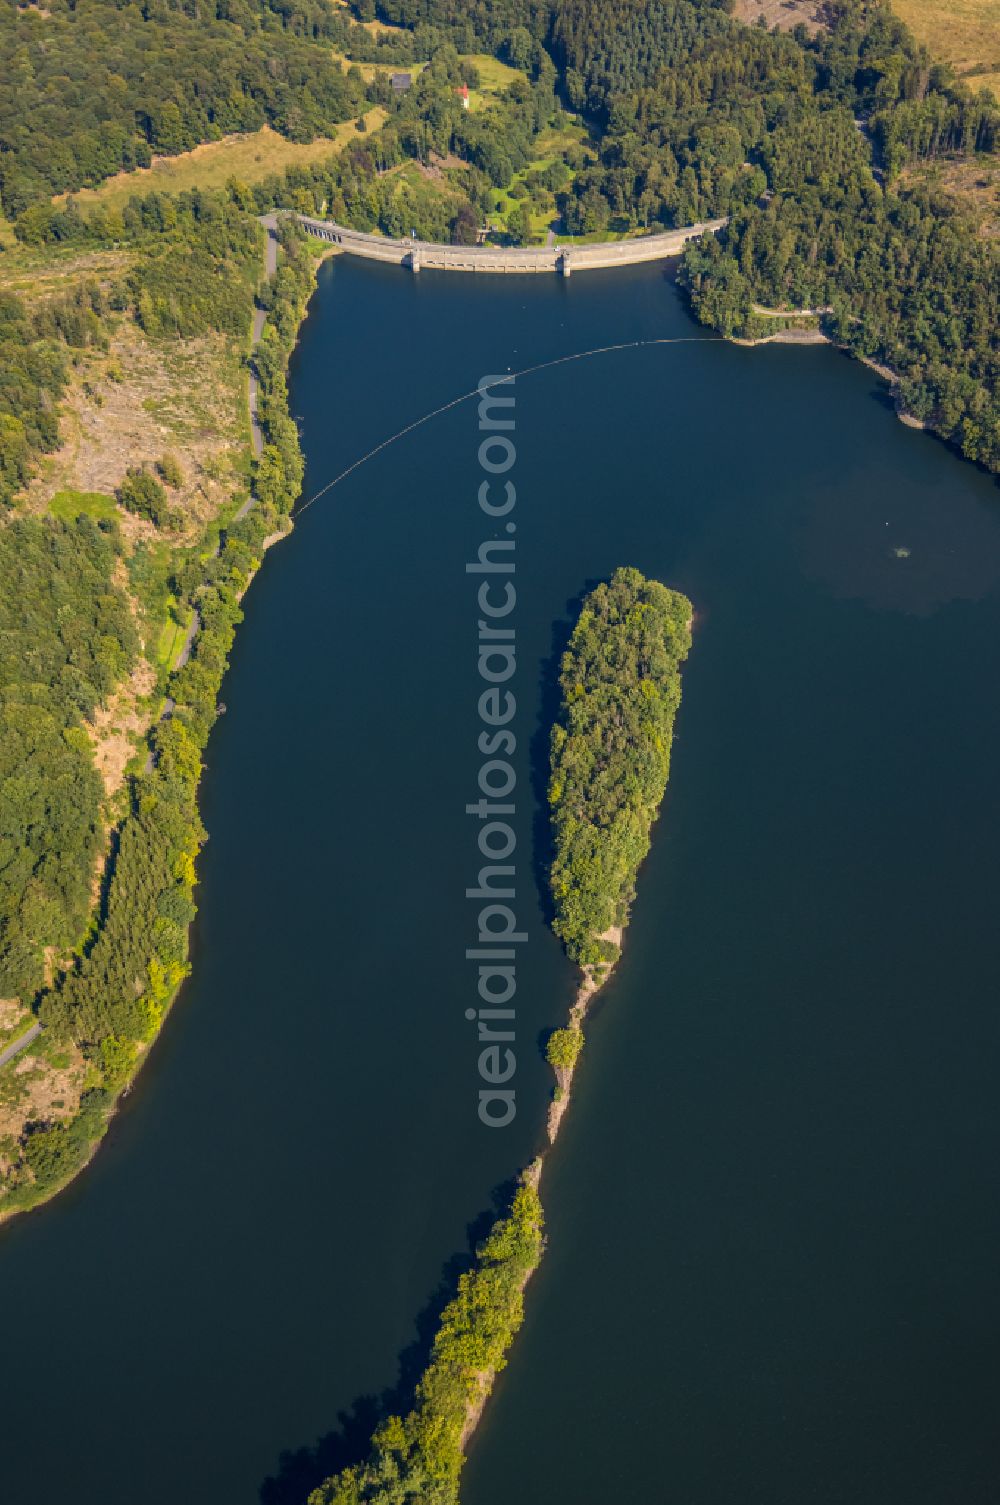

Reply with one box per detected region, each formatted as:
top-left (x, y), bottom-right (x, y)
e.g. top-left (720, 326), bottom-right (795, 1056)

top-left (294, 336), bottom-right (715, 518)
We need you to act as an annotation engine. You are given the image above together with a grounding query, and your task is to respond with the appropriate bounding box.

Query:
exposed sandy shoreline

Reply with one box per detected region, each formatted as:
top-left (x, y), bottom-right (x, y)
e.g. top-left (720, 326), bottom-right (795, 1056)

top-left (545, 924), bottom-right (624, 1144)
top-left (736, 326), bottom-right (927, 428)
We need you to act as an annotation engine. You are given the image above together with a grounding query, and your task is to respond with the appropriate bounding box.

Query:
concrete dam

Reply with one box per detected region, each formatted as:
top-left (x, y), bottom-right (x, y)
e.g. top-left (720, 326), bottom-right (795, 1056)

top-left (295, 215), bottom-right (727, 275)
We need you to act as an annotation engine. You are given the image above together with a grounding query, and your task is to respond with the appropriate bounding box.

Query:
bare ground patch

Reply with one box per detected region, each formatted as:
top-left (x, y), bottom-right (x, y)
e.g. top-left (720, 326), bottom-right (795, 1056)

top-left (86, 654), bottom-right (158, 797)
top-left (0, 245), bottom-right (133, 303)
top-left (416, 151), bottom-right (469, 183)
top-left (0, 1041), bottom-right (87, 1166)
top-left (23, 318), bottom-right (247, 538)
top-left (901, 152), bottom-right (1000, 236)
top-left (733, 0), bottom-right (829, 32)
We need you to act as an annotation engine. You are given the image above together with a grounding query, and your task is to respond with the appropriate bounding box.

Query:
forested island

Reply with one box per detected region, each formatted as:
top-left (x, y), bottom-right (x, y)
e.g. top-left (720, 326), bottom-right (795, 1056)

top-left (545, 566), bottom-right (692, 1134)
top-left (550, 567), bottom-right (692, 970)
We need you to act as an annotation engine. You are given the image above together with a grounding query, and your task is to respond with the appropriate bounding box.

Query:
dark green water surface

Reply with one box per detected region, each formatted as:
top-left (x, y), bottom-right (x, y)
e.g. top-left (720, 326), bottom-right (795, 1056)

top-left (2, 257), bottom-right (999, 1505)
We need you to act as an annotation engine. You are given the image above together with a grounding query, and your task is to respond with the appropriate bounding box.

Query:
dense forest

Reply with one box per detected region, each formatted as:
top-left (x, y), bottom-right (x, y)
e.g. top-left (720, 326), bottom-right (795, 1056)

top-left (0, 517), bottom-right (138, 1001)
top-left (310, 1173), bottom-right (544, 1505)
top-left (549, 566), bottom-right (692, 968)
top-left (0, 0), bottom-right (373, 211)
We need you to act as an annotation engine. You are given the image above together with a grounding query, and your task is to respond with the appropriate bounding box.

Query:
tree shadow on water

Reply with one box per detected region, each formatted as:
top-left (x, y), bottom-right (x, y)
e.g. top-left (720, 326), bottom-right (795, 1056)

top-left (258, 1178), bottom-right (520, 1505)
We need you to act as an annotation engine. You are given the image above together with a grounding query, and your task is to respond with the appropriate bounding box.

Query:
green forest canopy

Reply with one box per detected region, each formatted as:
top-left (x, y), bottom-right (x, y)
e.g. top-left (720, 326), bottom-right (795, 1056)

top-left (0, 516), bottom-right (138, 1000)
top-left (0, 0), bottom-right (368, 213)
top-left (1, 221), bottom-right (314, 1214)
top-left (309, 1174), bottom-right (544, 1505)
top-left (549, 566), bottom-right (692, 967)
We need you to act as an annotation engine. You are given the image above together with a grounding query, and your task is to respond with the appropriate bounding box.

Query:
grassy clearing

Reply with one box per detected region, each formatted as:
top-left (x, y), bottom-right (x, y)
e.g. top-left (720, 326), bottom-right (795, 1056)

top-left (128, 538), bottom-right (177, 653)
top-left (464, 51), bottom-right (524, 109)
top-left (49, 489), bottom-right (118, 523)
top-left (327, 0), bottom-right (403, 34)
top-left (52, 117), bottom-right (385, 215)
top-left (489, 118), bottom-right (595, 241)
top-left (0, 1004), bottom-right (36, 1055)
top-left (332, 52), bottom-right (427, 82)
top-left (465, 53), bottom-right (523, 92)
top-left (892, 0), bottom-right (1000, 96)
top-left (330, 50), bottom-right (519, 100)
top-left (554, 226), bottom-right (631, 243)
top-left (155, 603), bottom-right (194, 670)
top-left (0, 244), bottom-right (133, 302)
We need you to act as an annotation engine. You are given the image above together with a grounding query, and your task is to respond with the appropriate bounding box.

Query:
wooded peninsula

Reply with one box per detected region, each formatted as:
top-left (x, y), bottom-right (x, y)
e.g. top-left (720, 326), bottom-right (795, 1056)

top-left (308, 567), bottom-right (691, 1504)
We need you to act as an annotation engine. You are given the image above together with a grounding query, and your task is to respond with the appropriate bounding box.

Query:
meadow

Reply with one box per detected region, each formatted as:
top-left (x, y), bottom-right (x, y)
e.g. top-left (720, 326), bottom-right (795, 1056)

top-left (892, 0), bottom-right (1000, 97)
top-left (53, 117), bottom-right (386, 215)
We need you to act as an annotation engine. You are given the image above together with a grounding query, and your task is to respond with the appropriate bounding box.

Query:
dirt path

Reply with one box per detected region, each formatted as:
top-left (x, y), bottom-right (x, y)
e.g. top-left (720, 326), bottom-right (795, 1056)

top-left (752, 303), bottom-right (832, 318)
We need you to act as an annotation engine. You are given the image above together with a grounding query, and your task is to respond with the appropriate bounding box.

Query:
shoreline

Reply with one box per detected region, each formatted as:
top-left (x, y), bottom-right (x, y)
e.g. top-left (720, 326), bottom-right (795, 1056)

top-left (545, 923), bottom-right (624, 1144)
top-left (456, 600), bottom-right (696, 1457)
top-left (455, 913), bottom-right (626, 1454)
top-left (457, 1156), bottom-right (543, 1451)
top-left (456, 916), bottom-right (626, 1452)
top-left (734, 325), bottom-right (927, 429)
top-left (0, 219), bottom-right (314, 1227)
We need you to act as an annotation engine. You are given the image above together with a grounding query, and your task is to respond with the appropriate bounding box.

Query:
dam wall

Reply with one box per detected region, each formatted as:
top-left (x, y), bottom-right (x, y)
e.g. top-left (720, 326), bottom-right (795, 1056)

top-left (295, 215), bottom-right (727, 275)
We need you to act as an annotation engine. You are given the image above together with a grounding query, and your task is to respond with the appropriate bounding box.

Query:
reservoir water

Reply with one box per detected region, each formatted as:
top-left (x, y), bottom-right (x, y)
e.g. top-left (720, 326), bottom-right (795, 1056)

top-left (2, 257), bottom-right (1000, 1505)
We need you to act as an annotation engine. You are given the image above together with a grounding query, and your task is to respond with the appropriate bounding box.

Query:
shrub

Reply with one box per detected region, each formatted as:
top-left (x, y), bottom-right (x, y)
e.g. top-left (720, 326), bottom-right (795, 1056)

top-left (116, 467), bottom-right (179, 528)
top-left (546, 1027), bottom-right (583, 1070)
top-left (155, 453), bottom-right (183, 488)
